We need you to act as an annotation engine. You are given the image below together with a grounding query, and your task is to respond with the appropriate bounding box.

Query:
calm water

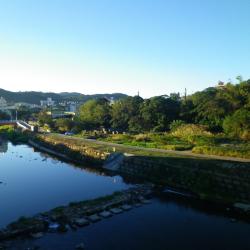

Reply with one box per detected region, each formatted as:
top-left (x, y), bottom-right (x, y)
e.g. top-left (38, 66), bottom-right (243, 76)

top-left (0, 140), bottom-right (131, 228)
top-left (11, 197), bottom-right (250, 250)
top-left (1, 139), bottom-right (250, 250)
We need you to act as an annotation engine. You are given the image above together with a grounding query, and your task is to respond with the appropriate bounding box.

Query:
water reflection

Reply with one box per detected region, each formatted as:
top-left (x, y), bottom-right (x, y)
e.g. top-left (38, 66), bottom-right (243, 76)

top-left (0, 141), bottom-right (132, 228)
top-left (0, 138), bottom-right (8, 153)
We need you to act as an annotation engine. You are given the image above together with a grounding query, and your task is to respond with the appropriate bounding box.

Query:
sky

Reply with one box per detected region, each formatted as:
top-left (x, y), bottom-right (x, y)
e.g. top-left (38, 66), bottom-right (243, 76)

top-left (0, 0), bottom-right (250, 98)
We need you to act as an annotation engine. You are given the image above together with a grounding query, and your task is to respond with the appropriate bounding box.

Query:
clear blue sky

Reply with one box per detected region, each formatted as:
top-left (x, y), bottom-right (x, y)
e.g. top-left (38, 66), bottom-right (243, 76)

top-left (0, 0), bottom-right (249, 97)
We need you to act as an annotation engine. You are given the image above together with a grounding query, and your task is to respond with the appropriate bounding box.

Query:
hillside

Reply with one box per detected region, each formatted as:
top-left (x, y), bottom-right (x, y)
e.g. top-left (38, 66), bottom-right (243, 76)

top-left (0, 88), bottom-right (128, 104)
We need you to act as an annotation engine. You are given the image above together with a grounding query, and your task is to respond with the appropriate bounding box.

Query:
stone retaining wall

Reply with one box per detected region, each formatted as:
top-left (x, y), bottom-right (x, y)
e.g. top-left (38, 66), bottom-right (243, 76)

top-left (118, 156), bottom-right (250, 203)
top-left (29, 136), bottom-right (110, 166)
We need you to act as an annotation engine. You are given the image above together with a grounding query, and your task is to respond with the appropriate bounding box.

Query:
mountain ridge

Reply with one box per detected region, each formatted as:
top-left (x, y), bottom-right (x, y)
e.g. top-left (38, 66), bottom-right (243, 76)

top-left (0, 88), bottom-right (128, 105)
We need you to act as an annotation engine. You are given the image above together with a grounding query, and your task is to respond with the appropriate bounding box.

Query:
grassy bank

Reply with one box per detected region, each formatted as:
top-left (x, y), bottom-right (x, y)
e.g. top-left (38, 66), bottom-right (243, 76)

top-left (0, 125), bottom-right (30, 143)
top-left (192, 145), bottom-right (250, 159)
top-left (75, 129), bottom-right (250, 159)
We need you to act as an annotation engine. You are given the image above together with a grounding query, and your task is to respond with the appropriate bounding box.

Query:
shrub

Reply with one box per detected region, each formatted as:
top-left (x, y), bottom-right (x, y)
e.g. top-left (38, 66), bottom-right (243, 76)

top-left (134, 134), bottom-right (152, 142)
top-left (171, 124), bottom-right (211, 138)
top-left (223, 108), bottom-right (250, 140)
top-left (169, 120), bottom-right (186, 132)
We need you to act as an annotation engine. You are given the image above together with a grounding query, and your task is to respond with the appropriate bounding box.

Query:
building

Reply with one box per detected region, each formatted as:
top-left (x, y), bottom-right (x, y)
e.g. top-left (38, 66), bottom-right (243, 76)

top-left (40, 97), bottom-right (55, 107)
top-left (0, 97), bottom-right (7, 109)
top-left (216, 81), bottom-right (226, 89)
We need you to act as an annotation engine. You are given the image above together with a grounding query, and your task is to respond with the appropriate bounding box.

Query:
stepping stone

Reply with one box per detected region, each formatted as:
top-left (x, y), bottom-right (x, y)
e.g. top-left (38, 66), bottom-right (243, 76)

top-left (121, 205), bottom-right (132, 211)
top-left (134, 203), bottom-right (142, 207)
top-left (141, 199), bottom-right (152, 204)
top-left (88, 214), bottom-right (101, 222)
top-left (48, 223), bottom-right (60, 232)
top-left (30, 232), bottom-right (44, 239)
top-left (99, 211), bottom-right (112, 218)
top-left (110, 208), bottom-right (123, 214)
top-left (75, 242), bottom-right (85, 249)
top-left (74, 218), bottom-right (90, 227)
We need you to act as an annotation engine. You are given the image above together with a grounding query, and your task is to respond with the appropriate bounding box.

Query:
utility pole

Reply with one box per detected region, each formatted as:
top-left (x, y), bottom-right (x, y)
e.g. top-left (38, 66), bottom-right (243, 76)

top-left (184, 88), bottom-right (187, 102)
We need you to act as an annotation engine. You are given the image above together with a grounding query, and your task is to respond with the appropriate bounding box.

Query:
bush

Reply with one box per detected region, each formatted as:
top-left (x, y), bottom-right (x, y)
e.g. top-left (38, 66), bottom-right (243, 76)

top-left (223, 108), bottom-right (250, 140)
top-left (134, 134), bottom-right (152, 142)
top-left (169, 120), bottom-right (186, 132)
top-left (171, 124), bottom-right (211, 138)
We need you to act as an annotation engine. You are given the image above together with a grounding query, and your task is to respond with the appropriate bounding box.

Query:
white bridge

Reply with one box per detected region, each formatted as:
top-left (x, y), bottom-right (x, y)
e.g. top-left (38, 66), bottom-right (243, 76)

top-left (0, 120), bottom-right (36, 131)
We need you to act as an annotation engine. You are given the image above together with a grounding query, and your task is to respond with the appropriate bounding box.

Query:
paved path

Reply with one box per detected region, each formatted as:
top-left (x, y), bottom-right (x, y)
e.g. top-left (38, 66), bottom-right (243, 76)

top-left (56, 134), bottom-right (250, 163)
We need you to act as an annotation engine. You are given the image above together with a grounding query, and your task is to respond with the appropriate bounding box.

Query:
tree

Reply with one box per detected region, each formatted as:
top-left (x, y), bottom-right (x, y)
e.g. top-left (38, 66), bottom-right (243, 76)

top-left (223, 108), bottom-right (250, 140)
top-left (37, 111), bottom-right (54, 128)
top-left (55, 118), bottom-right (74, 133)
top-left (79, 98), bottom-right (111, 129)
top-left (140, 96), bottom-right (180, 132)
top-left (111, 96), bottom-right (144, 131)
top-left (0, 111), bottom-right (10, 120)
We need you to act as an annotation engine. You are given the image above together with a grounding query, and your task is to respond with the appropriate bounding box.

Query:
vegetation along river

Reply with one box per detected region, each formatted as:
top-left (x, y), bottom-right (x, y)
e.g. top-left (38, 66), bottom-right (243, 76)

top-left (1, 139), bottom-right (250, 250)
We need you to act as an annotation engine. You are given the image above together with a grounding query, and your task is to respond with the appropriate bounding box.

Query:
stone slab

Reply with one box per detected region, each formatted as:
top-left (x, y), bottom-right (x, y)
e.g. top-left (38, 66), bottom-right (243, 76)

top-left (88, 214), bottom-right (101, 222)
top-left (110, 208), bottom-right (123, 214)
top-left (99, 211), bottom-right (112, 218)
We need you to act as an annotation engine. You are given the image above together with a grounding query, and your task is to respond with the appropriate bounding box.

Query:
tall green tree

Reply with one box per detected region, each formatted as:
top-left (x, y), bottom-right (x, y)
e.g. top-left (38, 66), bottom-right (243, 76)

top-left (140, 96), bottom-right (180, 132)
top-left (111, 96), bottom-right (144, 131)
top-left (79, 98), bottom-right (111, 129)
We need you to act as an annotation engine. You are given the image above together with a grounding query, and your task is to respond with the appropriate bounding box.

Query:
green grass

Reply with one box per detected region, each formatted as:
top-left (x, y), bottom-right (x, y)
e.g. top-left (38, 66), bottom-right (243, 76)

top-left (0, 125), bottom-right (30, 143)
top-left (192, 145), bottom-right (250, 159)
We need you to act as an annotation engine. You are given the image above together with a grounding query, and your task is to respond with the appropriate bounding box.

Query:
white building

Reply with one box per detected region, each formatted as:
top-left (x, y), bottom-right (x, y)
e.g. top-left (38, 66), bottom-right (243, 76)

top-left (40, 97), bottom-right (55, 107)
top-left (0, 97), bottom-right (7, 109)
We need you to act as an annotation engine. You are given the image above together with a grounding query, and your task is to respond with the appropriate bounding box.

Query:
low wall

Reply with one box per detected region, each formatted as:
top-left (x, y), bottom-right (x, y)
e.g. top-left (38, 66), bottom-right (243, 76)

top-left (29, 140), bottom-right (72, 161)
top-left (29, 136), bottom-right (110, 166)
top-left (118, 156), bottom-right (250, 203)
top-left (29, 135), bottom-right (250, 203)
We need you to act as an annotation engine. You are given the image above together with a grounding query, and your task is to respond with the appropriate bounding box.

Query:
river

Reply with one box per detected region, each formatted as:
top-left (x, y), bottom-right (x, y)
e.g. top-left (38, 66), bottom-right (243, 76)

top-left (1, 139), bottom-right (250, 250)
top-left (0, 140), bottom-right (131, 228)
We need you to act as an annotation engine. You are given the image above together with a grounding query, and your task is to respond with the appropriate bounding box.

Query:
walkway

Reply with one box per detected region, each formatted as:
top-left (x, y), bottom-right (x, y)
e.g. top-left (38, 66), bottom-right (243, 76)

top-left (57, 134), bottom-right (250, 163)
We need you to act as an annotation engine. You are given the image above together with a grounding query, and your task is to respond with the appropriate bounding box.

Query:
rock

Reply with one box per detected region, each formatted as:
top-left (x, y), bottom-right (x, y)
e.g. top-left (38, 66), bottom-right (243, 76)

top-left (88, 214), bottom-right (101, 222)
top-left (75, 242), bottom-right (85, 249)
top-left (30, 232), bottom-right (44, 239)
top-left (234, 203), bottom-right (250, 212)
top-left (121, 204), bottom-right (132, 211)
top-left (74, 218), bottom-right (90, 227)
top-left (99, 211), bottom-right (112, 218)
top-left (141, 199), bottom-right (152, 204)
top-left (110, 208), bottom-right (123, 214)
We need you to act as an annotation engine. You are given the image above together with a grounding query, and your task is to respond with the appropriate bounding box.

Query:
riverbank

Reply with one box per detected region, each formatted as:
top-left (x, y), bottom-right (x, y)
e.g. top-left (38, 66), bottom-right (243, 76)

top-left (0, 185), bottom-right (153, 243)
top-left (24, 133), bottom-right (250, 205)
top-left (0, 125), bottom-right (29, 143)
top-left (1, 185), bottom-right (250, 250)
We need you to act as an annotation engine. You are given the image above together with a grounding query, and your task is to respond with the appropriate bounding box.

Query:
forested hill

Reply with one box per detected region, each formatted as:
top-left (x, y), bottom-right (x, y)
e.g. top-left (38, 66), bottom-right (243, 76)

top-left (0, 88), bottom-right (128, 104)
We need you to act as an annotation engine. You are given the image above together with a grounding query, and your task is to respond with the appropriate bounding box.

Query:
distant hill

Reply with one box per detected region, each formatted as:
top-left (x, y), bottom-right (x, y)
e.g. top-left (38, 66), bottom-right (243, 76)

top-left (0, 88), bottom-right (128, 105)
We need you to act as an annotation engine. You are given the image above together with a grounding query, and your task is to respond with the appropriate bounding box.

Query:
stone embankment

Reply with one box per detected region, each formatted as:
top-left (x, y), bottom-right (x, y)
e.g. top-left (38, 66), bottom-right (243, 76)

top-left (104, 153), bottom-right (250, 204)
top-left (0, 185), bottom-right (153, 243)
top-left (28, 136), bottom-right (110, 166)
top-left (29, 135), bottom-right (250, 204)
